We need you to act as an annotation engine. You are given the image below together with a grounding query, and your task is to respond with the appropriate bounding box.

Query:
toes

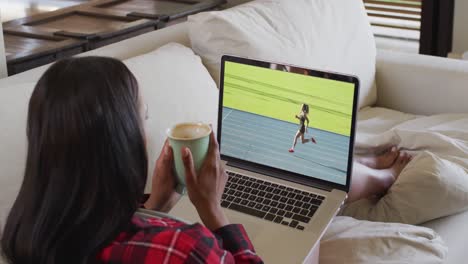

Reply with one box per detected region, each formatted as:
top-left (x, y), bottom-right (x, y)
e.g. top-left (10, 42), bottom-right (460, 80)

top-left (388, 146), bottom-right (399, 159)
top-left (399, 152), bottom-right (412, 164)
top-left (397, 153), bottom-right (406, 164)
top-left (401, 154), bottom-right (408, 164)
top-left (406, 154), bottom-right (413, 163)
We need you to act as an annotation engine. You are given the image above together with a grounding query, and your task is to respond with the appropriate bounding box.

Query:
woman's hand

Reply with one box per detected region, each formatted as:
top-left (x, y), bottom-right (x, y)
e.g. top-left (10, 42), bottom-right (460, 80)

top-left (182, 131), bottom-right (229, 231)
top-left (144, 140), bottom-right (181, 213)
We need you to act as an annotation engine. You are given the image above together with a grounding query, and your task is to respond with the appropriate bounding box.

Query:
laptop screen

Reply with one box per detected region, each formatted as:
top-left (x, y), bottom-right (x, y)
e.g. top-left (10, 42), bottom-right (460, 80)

top-left (219, 57), bottom-right (358, 188)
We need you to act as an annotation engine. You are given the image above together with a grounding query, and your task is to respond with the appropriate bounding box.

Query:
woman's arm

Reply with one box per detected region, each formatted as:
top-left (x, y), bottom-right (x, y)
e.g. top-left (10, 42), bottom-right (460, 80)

top-left (185, 224), bottom-right (263, 263)
top-left (144, 140), bottom-right (181, 212)
top-left (181, 131), bottom-right (263, 263)
top-left (305, 116), bottom-right (310, 132)
top-left (103, 220), bottom-right (263, 264)
top-left (214, 224), bottom-right (263, 263)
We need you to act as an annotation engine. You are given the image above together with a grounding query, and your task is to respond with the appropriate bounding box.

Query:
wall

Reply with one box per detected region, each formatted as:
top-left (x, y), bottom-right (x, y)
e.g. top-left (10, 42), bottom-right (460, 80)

top-left (0, 9), bottom-right (7, 78)
top-left (453, 0), bottom-right (468, 55)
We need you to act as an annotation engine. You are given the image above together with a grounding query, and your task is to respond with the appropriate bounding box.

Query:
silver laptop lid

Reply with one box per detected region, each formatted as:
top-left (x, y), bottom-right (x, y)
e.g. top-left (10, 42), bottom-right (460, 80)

top-left (217, 55), bottom-right (359, 193)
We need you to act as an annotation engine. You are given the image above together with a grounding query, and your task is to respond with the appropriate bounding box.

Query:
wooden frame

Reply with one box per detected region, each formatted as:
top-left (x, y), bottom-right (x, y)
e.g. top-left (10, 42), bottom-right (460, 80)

top-left (363, 0), bottom-right (455, 57)
top-left (4, 30), bottom-right (86, 75)
top-left (3, 7), bottom-right (158, 43)
top-left (93, 0), bottom-right (226, 22)
top-left (3, 3), bottom-right (159, 75)
top-left (364, 0), bottom-right (422, 31)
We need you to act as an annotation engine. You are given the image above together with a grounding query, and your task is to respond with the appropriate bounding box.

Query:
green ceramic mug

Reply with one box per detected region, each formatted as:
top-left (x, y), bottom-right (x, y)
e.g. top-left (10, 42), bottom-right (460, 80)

top-left (167, 122), bottom-right (211, 194)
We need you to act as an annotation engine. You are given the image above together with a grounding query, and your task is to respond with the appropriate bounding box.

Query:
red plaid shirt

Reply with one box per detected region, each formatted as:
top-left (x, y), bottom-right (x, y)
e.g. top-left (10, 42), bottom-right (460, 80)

top-left (97, 214), bottom-right (263, 263)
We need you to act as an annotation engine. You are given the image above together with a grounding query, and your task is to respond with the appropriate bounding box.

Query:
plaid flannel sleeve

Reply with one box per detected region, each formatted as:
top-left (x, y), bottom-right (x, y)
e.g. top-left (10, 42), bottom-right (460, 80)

top-left (183, 223), bottom-right (263, 264)
top-left (214, 224), bottom-right (263, 264)
top-left (98, 216), bottom-right (263, 264)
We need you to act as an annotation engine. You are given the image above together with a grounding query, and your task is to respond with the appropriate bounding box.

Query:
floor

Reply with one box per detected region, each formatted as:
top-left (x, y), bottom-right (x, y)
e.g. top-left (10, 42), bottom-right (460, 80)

top-left (0, 0), bottom-right (90, 22)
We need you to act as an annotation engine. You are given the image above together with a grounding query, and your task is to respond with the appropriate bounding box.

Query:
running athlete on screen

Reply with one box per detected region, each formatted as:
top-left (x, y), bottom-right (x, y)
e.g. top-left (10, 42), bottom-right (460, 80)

top-left (289, 104), bottom-right (317, 153)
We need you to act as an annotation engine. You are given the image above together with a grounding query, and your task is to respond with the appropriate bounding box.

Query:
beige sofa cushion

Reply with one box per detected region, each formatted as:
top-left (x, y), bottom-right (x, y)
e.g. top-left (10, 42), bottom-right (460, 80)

top-left (342, 152), bottom-right (468, 225)
top-left (321, 216), bottom-right (447, 264)
top-left (188, 0), bottom-right (377, 109)
top-left (122, 43), bottom-right (219, 191)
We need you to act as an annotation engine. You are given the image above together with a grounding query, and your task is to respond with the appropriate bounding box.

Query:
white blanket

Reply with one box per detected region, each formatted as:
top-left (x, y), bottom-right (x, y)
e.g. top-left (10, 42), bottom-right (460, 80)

top-left (349, 107), bottom-right (468, 223)
top-left (320, 216), bottom-right (447, 264)
top-left (356, 107), bottom-right (468, 166)
top-left (335, 107), bottom-right (468, 264)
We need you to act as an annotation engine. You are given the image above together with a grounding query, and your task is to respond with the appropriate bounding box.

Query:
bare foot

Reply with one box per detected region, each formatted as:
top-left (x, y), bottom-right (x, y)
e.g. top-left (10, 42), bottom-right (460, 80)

top-left (380, 152), bottom-right (412, 184)
top-left (368, 153), bottom-right (411, 197)
top-left (356, 146), bottom-right (399, 169)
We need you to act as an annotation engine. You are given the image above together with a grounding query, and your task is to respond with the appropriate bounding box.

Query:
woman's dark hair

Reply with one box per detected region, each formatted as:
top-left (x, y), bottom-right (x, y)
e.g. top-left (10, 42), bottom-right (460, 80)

top-left (302, 104), bottom-right (309, 114)
top-left (1, 57), bottom-right (148, 264)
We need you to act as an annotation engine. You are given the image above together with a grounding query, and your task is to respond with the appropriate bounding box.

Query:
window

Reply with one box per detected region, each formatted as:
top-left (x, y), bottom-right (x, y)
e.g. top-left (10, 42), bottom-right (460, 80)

top-left (364, 0), bottom-right (455, 57)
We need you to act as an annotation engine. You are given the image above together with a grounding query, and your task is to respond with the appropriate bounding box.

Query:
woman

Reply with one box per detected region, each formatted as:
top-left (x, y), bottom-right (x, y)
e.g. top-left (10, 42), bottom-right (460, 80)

top-left (289, 104), bottom-right (316, 153)
top-left (0, 57), bottom-right (263, 264)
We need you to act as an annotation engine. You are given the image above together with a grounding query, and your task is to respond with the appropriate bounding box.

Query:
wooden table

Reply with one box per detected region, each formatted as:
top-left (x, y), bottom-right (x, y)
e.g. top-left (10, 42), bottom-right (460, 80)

top-left (3, 0), bottom-right (226, 76)
top-left (5, 30), bottom-right (87, 75)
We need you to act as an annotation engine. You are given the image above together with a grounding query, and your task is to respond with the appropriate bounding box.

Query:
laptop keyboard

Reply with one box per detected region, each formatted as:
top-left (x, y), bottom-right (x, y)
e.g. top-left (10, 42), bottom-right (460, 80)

top-left (221, 171), bottom-right (325, 231)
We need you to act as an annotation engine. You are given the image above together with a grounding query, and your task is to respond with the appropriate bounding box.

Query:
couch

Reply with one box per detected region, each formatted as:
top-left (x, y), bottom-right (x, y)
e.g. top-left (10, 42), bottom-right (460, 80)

top-left (1, 1), bottom-right (468, 263)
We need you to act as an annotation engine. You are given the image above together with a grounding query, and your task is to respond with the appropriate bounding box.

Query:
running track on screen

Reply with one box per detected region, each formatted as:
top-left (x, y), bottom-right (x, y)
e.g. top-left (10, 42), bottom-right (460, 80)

top-left (221, 107), bottom-right (350, 185)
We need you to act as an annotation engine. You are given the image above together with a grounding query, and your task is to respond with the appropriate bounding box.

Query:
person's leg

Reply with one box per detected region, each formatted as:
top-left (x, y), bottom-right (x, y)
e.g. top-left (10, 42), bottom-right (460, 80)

top-left (310, 136), bottom-right (316, 144)
top-left (347, 152), bottom-right (412, 203)
top-left (301, 134), bottom-right (310, 144)
top-left (355, 146), bottom-right (399, 169)
top-left (289, 131), bottom-right (301, 152)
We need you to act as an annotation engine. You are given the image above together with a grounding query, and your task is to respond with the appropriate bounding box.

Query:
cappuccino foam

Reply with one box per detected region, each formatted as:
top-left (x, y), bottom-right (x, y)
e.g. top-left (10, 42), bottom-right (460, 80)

top-left (169, 123), bottom-right (211, 139)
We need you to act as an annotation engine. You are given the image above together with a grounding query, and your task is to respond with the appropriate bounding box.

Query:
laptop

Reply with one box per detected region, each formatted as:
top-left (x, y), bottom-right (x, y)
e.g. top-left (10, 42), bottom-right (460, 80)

top-left (170, 55), bottom-right (359, 263)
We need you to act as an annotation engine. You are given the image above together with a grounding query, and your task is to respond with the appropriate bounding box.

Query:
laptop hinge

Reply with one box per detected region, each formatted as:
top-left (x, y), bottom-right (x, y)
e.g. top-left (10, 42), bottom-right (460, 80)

top-left (226, 160), bottom-right (334, 192)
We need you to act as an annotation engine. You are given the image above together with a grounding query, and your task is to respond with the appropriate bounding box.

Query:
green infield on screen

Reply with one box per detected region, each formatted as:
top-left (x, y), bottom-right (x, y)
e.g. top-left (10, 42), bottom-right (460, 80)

top-left (223, 61), bottom-right (354, 136)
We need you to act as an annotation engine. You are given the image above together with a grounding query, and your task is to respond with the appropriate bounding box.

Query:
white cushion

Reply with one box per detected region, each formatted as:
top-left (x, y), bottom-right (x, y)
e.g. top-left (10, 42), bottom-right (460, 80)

top-left (188, 0), bottom-right (377, 109)
top-left (0, 43), bottom-right (219, 227)
top-left (342, 152), bottom-right (468, 225)
top-left (123, 43), bottom-right (219, 191)
top-left (422, 210), bottom-right (468, 264)
top-left (321, 216), bottom-right (448, 264)
top-left (0, 83), bottom-right (35, 227)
